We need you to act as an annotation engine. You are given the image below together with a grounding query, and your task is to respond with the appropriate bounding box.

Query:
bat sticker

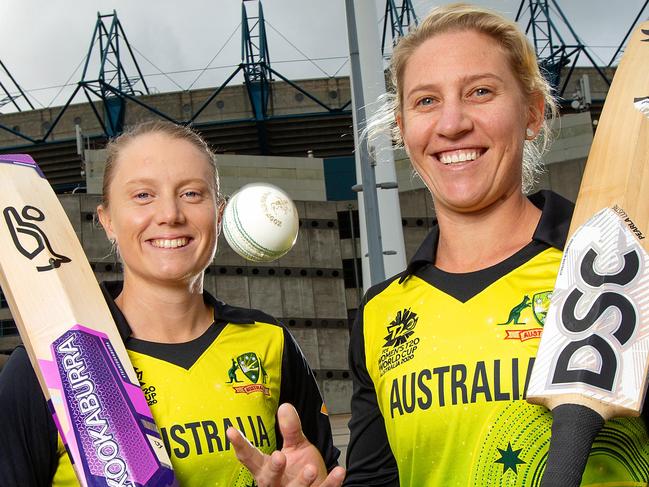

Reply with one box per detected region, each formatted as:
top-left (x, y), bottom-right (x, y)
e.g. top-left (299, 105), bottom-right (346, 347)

top-left (529, 207), bottom-right (649, 411)
top-left (633, 96), bottom-right (649, 117)
top-left (552, 244), bottom-right (640, 391)
top-left (3, 205), bottom-right (71, 272)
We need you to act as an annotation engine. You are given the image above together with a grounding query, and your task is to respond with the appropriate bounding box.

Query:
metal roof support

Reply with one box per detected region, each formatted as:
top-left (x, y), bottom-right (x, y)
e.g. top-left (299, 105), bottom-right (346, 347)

top-left (241, 0), bottom-right (271, 152)
top-left (381, 0), bottom-right (418, 56)
top-left (242, 0), bottom-right (272, 121)
top-left (0, 4), bottom-right (352, 149)
top-left (515, 0), bottom-right (610, 99)
top-left (80, 11), bottom-right (151, 136)
top-left (0, 59), bottom-right (35, 112)
top-left (608, 0), bottom-right (649, 67)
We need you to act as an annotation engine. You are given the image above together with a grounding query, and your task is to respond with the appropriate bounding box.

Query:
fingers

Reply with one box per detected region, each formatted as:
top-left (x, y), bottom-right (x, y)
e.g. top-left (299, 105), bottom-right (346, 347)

top-left (288, 465), bottom-right (345, 487)
top-left (229, 406), bottom-right (346, 487)
top-left (277, 402), bottom-right (307, 448)
top-left (227, 426), bottom-right (266, 473)
top-left (268, 450), bottom-right (288, 479)
top-left (228, 427), bottom-right (290, 486)
top-left (295, 464), bottom-right (318, 485)
top-left (319, 466), bottom-right (346, 487)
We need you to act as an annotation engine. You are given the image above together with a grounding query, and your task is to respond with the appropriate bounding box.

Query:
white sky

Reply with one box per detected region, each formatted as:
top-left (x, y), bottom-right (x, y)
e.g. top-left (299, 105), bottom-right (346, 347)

top-left (0, 0), bottom-right (646, 112)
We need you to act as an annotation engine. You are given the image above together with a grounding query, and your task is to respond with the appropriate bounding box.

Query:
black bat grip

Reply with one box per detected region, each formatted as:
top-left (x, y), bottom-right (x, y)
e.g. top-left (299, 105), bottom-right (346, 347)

top-left (541, 403), bottom-right (605, 487)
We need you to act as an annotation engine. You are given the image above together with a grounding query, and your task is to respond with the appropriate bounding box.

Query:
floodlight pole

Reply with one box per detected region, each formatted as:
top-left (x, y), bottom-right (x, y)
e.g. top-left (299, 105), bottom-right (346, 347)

top-left (345, 0), bottom-right (407, 290)
top-left (345, 0), bottom-right (386, 286)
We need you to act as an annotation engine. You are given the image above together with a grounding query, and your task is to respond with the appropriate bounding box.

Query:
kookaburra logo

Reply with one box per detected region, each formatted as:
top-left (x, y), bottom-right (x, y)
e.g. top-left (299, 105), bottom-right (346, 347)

top-left (552, 246), bottom-right (640, 391)
top-left (3, 205), bottom-right (71, 272)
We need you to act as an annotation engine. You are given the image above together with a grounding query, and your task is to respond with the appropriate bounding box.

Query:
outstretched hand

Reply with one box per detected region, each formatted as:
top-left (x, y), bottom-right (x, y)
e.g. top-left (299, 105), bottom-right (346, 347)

top-left (226, 403), bottom-right (346, 487)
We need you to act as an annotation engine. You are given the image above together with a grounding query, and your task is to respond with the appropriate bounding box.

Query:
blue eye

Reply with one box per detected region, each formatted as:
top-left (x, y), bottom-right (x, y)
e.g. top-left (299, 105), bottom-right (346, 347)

top-left (135, 192), bottom-right (150, 200)
top-left (183, 190), bottom-right (201, 198)
top-left (474, 87), bottom-right (491, 97)
top-left (417, 97), bottom-right (434, 106)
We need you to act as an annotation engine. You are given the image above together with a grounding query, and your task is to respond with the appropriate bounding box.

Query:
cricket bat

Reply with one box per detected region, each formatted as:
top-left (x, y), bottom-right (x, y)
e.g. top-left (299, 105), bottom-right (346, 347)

top-left (526, 22), bottom-right (649, 486)
top-left (0, 155), bottom-right (177, 486)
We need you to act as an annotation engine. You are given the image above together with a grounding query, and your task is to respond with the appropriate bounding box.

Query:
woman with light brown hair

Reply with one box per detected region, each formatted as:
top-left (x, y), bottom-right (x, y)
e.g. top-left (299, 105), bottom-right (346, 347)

top-left (0, 120), bottom-right (342, 486)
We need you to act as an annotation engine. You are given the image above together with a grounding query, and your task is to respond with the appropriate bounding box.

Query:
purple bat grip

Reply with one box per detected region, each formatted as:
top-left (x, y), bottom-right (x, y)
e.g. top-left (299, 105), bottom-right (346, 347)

top-left (45, 325), bottom-right (177, 486)
top-left (0, 154), bottom-right (45, 178)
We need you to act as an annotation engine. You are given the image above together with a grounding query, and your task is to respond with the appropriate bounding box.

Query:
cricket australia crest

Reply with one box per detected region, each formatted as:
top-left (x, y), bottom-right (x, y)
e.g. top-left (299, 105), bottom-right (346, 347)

top-left (228, 352), bottom-right (270, 396)
top-left (532, 291), bottom-right (552, 326)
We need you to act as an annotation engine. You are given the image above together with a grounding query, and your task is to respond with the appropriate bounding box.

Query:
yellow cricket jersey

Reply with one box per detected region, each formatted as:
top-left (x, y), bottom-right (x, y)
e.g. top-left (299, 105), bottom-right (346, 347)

top-left (51, 282), bottom-right (337, 487)
top-left (345, 191), bottom-right (649, 487)
top-left (130, 322), bottom-right (280, 486)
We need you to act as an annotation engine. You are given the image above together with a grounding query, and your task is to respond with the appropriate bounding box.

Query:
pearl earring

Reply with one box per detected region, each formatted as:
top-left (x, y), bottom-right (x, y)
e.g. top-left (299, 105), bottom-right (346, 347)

top-left (526, 128), bottom-right (535, 139)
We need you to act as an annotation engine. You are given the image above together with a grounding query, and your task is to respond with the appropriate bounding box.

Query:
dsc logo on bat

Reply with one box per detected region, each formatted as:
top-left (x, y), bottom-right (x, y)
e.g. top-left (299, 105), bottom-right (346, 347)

top-left (551, 243), bottom-right (640, 392)
top-left (529, 207), bottom-right (649, 413)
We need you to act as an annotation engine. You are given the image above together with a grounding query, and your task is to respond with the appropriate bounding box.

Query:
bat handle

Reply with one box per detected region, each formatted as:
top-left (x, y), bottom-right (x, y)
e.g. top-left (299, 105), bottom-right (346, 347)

top-left (541, 403), bottom-right (604, 487)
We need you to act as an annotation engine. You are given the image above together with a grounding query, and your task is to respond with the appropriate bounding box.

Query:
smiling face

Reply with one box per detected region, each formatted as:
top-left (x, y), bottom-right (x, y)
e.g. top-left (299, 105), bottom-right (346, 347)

top-left (397, 29), bottom-right (543, 215)
top-left (97, 131), bottom-right (220, 287)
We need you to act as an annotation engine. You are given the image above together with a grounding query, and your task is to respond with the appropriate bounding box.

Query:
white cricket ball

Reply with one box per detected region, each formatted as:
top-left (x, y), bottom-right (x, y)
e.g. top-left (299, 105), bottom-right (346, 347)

top-left (222, 183), bottom-right (299, 262)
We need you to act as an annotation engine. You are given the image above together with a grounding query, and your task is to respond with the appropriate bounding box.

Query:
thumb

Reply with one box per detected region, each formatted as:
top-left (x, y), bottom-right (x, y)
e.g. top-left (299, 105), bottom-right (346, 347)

top-left (277, 403), bottom-right (307, 449)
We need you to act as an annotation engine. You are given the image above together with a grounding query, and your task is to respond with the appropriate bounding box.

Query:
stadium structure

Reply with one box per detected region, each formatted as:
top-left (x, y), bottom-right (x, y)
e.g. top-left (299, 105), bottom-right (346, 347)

top-left (0, 0), bottom-right (645, 461)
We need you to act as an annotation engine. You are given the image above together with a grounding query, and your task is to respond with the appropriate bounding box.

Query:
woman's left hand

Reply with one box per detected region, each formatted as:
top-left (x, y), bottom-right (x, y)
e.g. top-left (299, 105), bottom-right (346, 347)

top-left (226, 403), bottom-right (346, 487)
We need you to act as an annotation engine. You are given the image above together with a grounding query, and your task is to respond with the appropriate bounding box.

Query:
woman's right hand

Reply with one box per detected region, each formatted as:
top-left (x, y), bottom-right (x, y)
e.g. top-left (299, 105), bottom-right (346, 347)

top-left (227, 403), bottom-right (346, 487)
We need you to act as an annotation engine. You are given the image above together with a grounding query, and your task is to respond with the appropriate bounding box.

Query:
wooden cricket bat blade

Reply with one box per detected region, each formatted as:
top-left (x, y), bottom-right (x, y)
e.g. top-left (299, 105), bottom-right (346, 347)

top-left (0, 155), bottom-right (177, 486)
top-left (527, 21), bottom-right (649, 421)
top-left (526, 21), bottom-right (649, 487)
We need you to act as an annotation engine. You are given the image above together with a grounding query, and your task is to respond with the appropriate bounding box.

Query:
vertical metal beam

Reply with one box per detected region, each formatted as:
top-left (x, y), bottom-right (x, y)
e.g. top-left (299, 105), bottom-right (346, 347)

top-left (345, 0), bottom-right (386, 286)
top-left (381, 0), bottom-right (418, 55)
top-left (241, 1), bottom-right (272, 120)
top-left (241, 0), bottom-right (272, 152)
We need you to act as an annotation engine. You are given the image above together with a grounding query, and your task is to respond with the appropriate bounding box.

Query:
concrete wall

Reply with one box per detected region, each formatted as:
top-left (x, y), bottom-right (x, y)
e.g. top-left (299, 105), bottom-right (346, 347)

top-left (86, 150), bottom-right (328, 201)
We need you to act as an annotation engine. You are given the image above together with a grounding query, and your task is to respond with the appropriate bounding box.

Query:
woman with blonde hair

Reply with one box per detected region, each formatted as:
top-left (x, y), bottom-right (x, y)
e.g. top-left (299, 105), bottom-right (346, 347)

top-left (216, 3), bottom-right (649, 486)
top-left (343, 3), bottom-right (649, 486)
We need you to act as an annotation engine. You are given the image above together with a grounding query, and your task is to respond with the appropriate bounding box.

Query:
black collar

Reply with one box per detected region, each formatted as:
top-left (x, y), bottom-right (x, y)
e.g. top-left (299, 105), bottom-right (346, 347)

top-left (100, 281), bottom-right (257, 342)
top-left (399, 190), bottom-right (574, 284)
